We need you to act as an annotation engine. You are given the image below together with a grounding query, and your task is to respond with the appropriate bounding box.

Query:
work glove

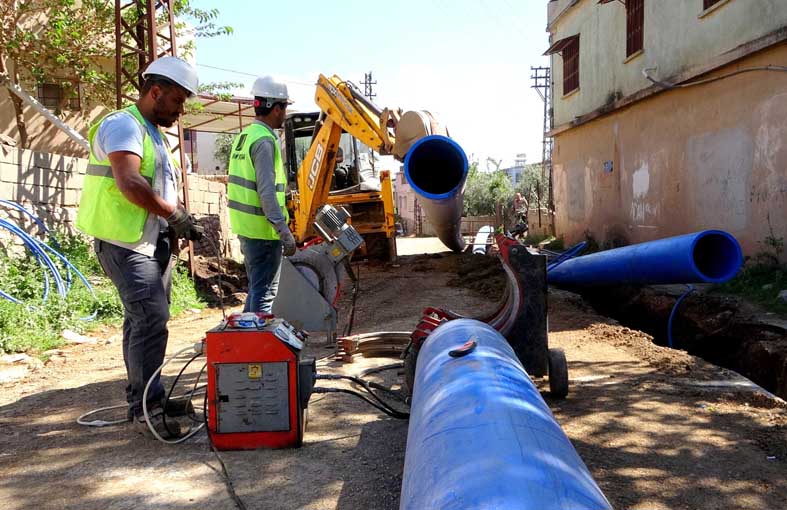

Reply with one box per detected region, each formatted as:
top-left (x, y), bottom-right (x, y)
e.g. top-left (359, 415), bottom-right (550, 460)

top-left (166, 205), bottom-right (201, 241)
top-left (278, 227), bottom-right (297, 257)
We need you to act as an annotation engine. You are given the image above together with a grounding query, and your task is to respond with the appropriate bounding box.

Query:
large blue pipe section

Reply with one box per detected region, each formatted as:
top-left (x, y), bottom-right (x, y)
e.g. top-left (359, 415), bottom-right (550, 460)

top-left (400, 319), bottom-right (611, 510)
top-left (548, 230), bottom-right (742, 287)
top-left (403, 135), bottom-right (468, 252)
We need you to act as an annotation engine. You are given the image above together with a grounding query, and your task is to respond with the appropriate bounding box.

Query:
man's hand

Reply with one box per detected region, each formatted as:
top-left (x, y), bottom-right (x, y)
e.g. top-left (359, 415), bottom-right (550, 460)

top-left (166, 205), bottom-right (197, 240)
top-left (279, 227), bottom-right (297, 257)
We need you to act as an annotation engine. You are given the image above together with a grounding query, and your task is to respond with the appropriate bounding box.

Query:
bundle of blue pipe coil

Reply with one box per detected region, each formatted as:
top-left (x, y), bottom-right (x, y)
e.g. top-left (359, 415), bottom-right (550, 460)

top-left (0, 200), bottom-right (96, 320)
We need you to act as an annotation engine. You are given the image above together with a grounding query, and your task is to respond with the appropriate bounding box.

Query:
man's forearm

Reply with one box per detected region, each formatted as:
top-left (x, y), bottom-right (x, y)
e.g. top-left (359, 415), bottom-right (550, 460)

top-left (117, 173), bottom-right (176, 218)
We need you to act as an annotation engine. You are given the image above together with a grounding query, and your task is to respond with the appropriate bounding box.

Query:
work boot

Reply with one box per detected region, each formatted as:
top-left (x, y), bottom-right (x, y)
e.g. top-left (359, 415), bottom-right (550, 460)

top-left (163, 397), bottom-right (195, 418)
top-left (134, 405), bottom-right (189, 440)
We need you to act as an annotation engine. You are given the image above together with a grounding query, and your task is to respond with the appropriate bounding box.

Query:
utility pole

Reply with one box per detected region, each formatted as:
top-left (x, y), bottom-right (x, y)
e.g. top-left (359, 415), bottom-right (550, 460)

top-left (114, 0), bottom-right (195, 274)
top-left (361, 71), bottom-right (377, 100)
top-left (360, 71), bottom-right (378, 172)
top-left (530, 66), bottom-right (554, 236)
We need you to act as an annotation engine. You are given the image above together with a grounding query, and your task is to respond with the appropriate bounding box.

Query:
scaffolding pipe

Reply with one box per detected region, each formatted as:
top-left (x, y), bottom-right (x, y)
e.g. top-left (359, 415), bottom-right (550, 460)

top-left (401, 319), bottom-right (611, 510)
top-left (0, 74), bottom-right (89, 152)
top-left (403, 135), bottom-right (468, 252)
top-left (548, 230), bottom-right (743, 287)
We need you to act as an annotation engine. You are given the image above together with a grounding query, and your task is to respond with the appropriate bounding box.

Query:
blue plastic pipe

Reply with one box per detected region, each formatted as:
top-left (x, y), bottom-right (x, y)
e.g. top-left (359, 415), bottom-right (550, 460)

top-left (403, 135), bottom-right (468, 252)
top-left (548, 230), bottom-right (742, 287)
top-left (400, 319), bottom-right (611, 510)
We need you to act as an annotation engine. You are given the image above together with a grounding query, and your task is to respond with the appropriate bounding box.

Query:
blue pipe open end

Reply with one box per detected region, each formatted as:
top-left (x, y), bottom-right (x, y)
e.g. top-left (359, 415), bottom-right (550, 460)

top-left (690, 230), bottom-right (743, 283)
top-left (403, 135), bottom-right (468, 200)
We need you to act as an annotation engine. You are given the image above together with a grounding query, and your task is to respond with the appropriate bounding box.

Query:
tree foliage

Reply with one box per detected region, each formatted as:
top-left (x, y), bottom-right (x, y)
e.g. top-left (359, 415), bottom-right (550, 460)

top-left (0, 0), bottom-right (233, 148)
top-left (463, 160), bottom-right (515, 216)
top-left (213, 133), bottom-right (233, 170)
top-left (513, 162), bottom-right (547, 211)
top-left (0, 0), bottom-right (115, 147)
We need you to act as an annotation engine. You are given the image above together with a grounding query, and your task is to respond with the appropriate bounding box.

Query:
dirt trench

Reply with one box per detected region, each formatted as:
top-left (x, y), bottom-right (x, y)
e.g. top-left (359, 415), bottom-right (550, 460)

top-left (579, 285), bottom-right (787, 399)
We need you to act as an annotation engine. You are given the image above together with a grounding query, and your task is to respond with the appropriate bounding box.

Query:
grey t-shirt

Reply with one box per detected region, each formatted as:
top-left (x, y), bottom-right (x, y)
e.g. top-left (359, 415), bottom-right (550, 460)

top-left (92, 111), bottom-right (178, 256)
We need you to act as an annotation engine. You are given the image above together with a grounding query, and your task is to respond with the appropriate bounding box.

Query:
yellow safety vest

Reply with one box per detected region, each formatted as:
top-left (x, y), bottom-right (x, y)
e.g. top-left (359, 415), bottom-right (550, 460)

top-left (227, 123), bottom-right (288, 240)
top-left (76, 105), bottom-right (178, 242)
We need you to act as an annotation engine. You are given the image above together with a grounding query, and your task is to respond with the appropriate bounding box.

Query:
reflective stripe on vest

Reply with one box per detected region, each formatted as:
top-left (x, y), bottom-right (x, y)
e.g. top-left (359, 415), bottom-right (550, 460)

top-left (227, 123), bottom-right (289, 240)
top-left (85, 163), bottom-right (154, 185)
top-left (76, 105), bottom-right (172, 243)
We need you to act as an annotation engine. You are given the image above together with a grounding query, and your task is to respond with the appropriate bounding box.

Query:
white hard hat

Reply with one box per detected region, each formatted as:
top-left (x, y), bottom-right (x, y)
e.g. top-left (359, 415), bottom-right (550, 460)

top-left (251, 76), bottom-right (293, 107)
top-left (142, 56), bottom-right (199, 96)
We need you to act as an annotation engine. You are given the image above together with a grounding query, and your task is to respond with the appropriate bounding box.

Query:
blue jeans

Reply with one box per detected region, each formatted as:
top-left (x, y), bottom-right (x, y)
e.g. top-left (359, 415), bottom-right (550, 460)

top-left (240, 237), bottom-right (283, 313)
top-left (95, 234), bottom-right (171, 418)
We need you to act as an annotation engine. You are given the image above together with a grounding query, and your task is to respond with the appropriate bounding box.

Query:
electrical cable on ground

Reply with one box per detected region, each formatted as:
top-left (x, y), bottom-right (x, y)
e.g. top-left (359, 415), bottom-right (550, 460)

top-left (142, 345), bottom-right (206, 444)
top-left (312, 387), bottom-right (410, 419)
top-left (202, 391), bottom-right (249, 510)
top-left (316, 373), bottom-right (401, 412)
top-left (359, 362), bottom-right (404, 378)
top-left (162, 350), bottom-right (204, 433)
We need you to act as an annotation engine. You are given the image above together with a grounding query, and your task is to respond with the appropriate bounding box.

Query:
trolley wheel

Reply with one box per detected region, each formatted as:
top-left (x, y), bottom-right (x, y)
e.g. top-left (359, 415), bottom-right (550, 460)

top-left (548, 348), bottom-right (569, 399)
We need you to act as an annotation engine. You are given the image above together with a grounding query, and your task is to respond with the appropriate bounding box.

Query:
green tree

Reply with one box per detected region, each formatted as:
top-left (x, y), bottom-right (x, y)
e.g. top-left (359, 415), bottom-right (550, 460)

top-left (0, 0), bottom-right (233, 149)
top-left (0, 0), bottom-right (115, 148)
top-left (463, 160), bottom-right (515, 216)
top-left (513, 162), bottom-right (547, 212)
top-left (213, 133), bottom-right (233, 170)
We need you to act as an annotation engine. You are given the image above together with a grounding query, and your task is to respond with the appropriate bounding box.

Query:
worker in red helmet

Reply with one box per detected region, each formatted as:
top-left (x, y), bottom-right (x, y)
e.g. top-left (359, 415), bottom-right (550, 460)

top-left (76, 56), bottom-right (201, 440)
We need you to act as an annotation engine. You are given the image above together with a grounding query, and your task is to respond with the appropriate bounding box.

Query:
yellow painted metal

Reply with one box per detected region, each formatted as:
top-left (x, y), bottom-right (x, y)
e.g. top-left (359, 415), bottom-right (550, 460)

top-left (380, 170), bottom-right (396, 238)
top-left (313, 74), bottom-right (395, 154)
top-left (290, 74), bottom-right (403, 259)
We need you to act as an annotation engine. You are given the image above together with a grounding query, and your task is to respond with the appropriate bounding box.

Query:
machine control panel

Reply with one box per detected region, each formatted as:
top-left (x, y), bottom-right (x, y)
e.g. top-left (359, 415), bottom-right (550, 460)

top-left (210, 313), bottom-right (307, 351)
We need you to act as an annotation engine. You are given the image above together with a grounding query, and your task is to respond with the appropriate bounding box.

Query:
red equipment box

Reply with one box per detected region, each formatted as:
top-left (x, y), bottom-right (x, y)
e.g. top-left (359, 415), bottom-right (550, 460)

top-left (206, 313), bottom-right (314, 450)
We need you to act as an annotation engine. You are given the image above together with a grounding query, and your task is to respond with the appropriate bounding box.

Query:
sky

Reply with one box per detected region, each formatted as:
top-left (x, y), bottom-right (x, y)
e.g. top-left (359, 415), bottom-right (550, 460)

top-left (189, 0), bottom-right (551, 170)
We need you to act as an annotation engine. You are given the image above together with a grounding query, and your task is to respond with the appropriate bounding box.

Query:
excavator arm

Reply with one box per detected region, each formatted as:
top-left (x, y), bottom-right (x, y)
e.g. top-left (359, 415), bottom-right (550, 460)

top-left (290, 73), bottom-right (445, 244)
top-left (291, 74), bottom-right (401, 242)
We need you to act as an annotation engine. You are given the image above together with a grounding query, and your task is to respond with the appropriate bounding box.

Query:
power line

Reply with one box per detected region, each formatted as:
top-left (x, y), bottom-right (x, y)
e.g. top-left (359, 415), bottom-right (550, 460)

top-left (196, 63), bottom-right (316, 86)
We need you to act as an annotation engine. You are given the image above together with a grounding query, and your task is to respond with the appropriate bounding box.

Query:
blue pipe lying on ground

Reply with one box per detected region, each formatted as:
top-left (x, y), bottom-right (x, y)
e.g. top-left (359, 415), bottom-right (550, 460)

top-left (400, 319), bottom-right (611, 510)
top-left (548, 230), bottom-right (742, 287)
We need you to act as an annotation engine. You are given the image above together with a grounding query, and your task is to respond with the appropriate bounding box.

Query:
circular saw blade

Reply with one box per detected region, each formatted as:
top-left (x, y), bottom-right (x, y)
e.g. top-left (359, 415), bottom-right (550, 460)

top-left (288, 247), bottom-right (341, 305)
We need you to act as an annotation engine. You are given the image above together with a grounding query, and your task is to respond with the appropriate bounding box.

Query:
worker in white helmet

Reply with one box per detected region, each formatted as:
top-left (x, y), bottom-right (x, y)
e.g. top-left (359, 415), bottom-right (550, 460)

top-left (227, 76), bottom-right (296, 313)
top-left (76, 55), bottom-right (201, 440)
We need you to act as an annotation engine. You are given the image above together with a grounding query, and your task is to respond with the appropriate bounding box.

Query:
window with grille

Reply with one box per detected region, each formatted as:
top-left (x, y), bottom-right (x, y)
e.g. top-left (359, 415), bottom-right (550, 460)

top-left (36, 83), bottom-right (80, 111)
top-left (562, 37), bottom-right (580, 95)
top-left (626, 0), bottom-right (644, 57)
top-left (703, 0), bottom-right (723, 9)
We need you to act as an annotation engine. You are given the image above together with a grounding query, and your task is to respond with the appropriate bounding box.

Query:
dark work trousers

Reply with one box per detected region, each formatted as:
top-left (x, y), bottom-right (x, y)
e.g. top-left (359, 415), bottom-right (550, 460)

top-left (239, 237), bottom-right (283, 314)
top-left (95, 233), bottom-right (172, 418)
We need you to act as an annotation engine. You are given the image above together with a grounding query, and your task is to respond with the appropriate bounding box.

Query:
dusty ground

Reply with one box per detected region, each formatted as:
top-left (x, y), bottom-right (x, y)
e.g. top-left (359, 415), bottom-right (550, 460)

top-left (1, 237), bottom-right (786, 509)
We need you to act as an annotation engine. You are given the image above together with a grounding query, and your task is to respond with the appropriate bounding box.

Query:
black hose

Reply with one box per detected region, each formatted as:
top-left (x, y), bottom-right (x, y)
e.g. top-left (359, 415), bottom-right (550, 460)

top-left (359, 362), bottom-right (404, 378)
top-left (315, 373), bottom-right (409, 415)
top-left (162, 351), bottom-right (202, 433)
top-left (203, 392), bottom-right (248, 510)
top-left (312, 387), bottom-right (409, 419)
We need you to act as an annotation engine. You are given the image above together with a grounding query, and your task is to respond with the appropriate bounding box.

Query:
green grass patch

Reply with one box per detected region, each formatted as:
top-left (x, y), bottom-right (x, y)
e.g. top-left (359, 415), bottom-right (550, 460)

top-left (0, 231), bottom-right (205, 354)
top-left (714, 262), bottom-right (787, 315)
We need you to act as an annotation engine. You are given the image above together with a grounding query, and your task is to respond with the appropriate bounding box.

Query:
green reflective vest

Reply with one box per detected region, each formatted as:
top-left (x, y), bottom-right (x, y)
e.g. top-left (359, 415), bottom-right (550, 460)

top-left (227, 123), bottom-right (289, 240)
top-left (76, 105), bottom-right (175, 243)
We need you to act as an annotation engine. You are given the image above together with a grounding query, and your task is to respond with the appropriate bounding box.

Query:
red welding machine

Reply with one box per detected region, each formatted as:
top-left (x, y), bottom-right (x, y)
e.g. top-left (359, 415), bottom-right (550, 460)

top-left (206, 313), bottom-right (315, 450)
